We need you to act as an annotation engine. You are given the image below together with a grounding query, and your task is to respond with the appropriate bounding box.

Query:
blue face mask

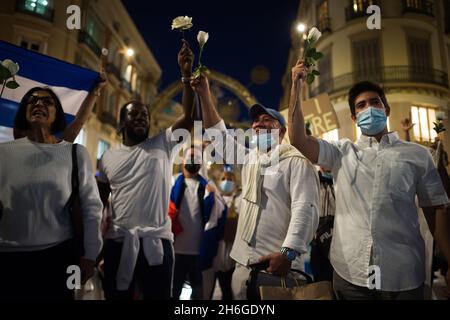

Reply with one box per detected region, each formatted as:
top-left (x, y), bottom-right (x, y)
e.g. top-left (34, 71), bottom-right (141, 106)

top-left (321, 172), bottom-right (333, 180)
top-left (220, 180), bottom-right (235, 194)
top-left (249, 133), bottom-right (278, 151)
top-left (356, 107), bottom-right (387, 136)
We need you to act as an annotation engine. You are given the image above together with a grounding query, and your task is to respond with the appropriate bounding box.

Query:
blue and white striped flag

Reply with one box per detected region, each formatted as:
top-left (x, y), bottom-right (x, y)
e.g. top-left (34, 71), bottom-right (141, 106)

top-left (0, 40), bottom-right (100, 142)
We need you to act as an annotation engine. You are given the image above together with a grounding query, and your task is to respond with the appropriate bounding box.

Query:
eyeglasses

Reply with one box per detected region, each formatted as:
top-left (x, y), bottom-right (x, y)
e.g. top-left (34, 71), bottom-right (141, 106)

top-left (28, 95), bottom-right (55, 107)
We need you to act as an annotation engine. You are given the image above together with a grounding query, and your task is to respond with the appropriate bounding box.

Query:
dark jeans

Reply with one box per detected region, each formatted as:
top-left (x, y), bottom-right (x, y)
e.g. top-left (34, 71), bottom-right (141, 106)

top-left (103, 239), bottom-right (173, 300)
top-left (217, 268), bottom-right (235, 300)
top-left (310, 242), bottom-right (333, 282)
top-left (0, 239), bottom-right (78, 300)
top-left (333, 270), bottom-right (424, 300)
top-left (172, 254), bottom-right (203, 300)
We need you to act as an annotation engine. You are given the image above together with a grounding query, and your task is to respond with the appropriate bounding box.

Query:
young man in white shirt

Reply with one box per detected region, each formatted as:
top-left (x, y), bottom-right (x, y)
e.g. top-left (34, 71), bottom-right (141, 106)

top-left (97, 41), bottom-right (195, 300)
top-left (288, 60), bottom-right (450, 299)
top-left (190, 75), bottom-right (320, 300)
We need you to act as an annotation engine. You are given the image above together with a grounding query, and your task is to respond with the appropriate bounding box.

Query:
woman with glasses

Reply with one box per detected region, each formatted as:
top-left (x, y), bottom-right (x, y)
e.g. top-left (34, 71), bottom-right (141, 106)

top-left (0, 87), bottom-right (103, 300)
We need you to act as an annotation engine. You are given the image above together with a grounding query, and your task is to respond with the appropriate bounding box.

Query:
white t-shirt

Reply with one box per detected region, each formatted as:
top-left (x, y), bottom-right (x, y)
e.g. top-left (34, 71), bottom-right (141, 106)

top-left (0, 138), bottom-right (103, 261)
top-left (98, 129), bottom-right (180, 238)
top-left (173, 177), bottom-right (204, 255)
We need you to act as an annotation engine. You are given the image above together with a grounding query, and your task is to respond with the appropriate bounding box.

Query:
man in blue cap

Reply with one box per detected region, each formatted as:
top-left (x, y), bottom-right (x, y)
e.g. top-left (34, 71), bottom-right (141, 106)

top-left (190, 75), bottom-right (320, 299)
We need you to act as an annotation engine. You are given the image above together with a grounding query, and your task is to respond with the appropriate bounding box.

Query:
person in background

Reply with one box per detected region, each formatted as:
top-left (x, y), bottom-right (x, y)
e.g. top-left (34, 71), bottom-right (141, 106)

top-left (169, 147), bottom-right (225, 300)
top-left (0, 87), bottom-right (103, 299)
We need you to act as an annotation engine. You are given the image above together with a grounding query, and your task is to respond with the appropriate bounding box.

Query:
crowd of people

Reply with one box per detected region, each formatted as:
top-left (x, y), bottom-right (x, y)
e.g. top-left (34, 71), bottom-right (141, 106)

top-left (0, 40), bottom-right (449, 300)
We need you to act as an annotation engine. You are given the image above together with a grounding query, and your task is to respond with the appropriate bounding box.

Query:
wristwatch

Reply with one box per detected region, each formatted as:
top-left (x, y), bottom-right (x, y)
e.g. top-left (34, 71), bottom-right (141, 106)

top-left (280, 247), bottom-right (298, 262)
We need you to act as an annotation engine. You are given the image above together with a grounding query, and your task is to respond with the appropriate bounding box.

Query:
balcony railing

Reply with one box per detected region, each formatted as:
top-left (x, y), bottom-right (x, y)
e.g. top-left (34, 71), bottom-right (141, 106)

top-left (310, 66), bottom-right (449, 97)
top-left (78, 30), bottom-right (102, 57)
top-left (402, 0), bottom-right (434, 16)
top-left (318, 17), bottom-right (332, 33)
top-left (15, 0), bottom-right (54, 22)
top-left (345, 0), bottom-right (380, 21)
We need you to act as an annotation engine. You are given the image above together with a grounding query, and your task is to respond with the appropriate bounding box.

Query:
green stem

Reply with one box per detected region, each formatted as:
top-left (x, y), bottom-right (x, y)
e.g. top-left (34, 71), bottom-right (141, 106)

top-left (198, 46), bottom-right (204, 67)
top-left (302, 40), bottom-right (310, 60)
top-left (0, 80), bottom-right (6, 99)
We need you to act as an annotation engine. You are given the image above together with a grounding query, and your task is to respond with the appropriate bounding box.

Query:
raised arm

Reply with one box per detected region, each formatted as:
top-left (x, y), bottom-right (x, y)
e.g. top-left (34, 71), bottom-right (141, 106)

top-left (61, 69), bottom-right (107, 142)
top-left (172, 40), bottom-right (195, 132)
top-left (190, 74), bottom-right (221, 129)
top-left (288, 60), bottom-right (320, 163)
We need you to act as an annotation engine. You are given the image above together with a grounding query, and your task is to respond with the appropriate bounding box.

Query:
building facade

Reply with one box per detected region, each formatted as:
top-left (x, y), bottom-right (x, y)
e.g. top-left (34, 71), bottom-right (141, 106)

top-left (281, 0), bottom-right (450, 151)
top-left (0, 0), bottom-right (162, 169)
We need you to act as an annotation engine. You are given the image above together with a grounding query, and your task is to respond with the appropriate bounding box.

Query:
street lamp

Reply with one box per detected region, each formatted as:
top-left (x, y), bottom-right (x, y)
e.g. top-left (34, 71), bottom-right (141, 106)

top-left (126, 48), bottom-right (135, 57)
top-left (296, 23), bottom-right (306, 33)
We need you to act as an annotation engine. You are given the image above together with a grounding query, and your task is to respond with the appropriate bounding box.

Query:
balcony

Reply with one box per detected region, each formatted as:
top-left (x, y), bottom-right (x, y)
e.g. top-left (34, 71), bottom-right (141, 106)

top-left (318, 17), bottom-right (332, 34)
top-left (310, 66), bottom-right (449, 97)
top-left (402, 0), bottom-right (434, 17)
top-left (78, 30), bottom-right (102, 57)
top-left (15, 0), bottom-right (54, 22)
top-left (345, 0), bottom-right (380, 21)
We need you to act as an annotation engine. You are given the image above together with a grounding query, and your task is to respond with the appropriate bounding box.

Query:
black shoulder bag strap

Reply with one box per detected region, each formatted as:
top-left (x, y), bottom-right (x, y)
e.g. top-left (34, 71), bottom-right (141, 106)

top-left (69, 144), bottom-right (84, 258)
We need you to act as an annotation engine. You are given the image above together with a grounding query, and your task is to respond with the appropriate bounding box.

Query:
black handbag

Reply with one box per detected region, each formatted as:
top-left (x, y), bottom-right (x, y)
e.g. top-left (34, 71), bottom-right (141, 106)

top-left (65, 144), bottom-right (84, 259)
top-left (246, 263), bottom-right (313, 300)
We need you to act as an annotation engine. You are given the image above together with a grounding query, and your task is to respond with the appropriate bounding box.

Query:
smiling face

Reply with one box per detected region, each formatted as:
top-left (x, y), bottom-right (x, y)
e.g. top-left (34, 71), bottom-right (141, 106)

top-left (122, 102), bottom-right (150, 141)
top-left (251, 113), bottom-right (286, 141)
top-left (25, 91), bottom-right (57, 129)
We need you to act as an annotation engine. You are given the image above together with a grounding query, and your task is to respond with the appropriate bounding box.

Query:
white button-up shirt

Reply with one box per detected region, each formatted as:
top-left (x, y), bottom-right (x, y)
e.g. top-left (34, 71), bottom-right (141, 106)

top-left (206, 120), bottom-right (320, 271)
top-left (318, 133), bottom-right (449, 291)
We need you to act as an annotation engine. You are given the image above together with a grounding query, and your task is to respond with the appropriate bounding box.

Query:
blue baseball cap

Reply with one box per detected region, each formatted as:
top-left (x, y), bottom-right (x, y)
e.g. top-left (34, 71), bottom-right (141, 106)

top-left (249, 103), bottom-right (286, 128)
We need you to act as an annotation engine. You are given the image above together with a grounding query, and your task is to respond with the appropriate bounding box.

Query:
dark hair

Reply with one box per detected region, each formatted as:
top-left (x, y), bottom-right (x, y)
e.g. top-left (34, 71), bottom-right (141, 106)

top-left (14, 87), bottom-right (66, 134)
top-left (348, 81), bottom-right (389, 117)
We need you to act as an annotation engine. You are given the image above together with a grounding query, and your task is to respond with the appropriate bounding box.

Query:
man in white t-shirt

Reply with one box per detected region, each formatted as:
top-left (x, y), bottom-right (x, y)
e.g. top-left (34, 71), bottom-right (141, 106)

top-left (97, 41), bottom-right (195, 300)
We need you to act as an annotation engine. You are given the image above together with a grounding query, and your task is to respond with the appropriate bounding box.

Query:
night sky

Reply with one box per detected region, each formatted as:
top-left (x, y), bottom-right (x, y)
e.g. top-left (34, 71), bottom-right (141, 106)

top-left (121, 0), bottom-right (300, 113)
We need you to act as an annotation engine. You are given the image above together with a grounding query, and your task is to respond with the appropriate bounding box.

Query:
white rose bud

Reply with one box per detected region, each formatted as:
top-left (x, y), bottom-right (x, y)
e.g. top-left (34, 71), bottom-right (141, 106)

top-left (171, 16), bottom-right (193, 31)
top-left (1, 59), bottom-right (20, 76)
top-left (197, 31), bottom-right (209, 47)
top-left (436, 111), bottom-right (447, 121)
top-left (307, 27), bottom-right (322, 44)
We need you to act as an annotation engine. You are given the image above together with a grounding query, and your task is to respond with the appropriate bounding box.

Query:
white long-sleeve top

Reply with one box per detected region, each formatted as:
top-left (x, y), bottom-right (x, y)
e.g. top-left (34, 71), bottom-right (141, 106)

top-left (0, 138), bottom-right (103, 261)
top-left (206, 120), bottom-right (320, 270)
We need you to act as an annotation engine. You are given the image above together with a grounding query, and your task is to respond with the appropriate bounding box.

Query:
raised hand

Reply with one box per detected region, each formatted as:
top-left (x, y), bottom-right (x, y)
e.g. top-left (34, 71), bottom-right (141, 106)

top-left (178, 39), bottom-right (194, 77)
top-left (400, 118), bottom-right (415, 132)
top-left (291, 59), bottom-right (308, 85)
top-left (93, 67), bottom-right (107, 95)
top-left (190, 74), bottom-right (210, 97)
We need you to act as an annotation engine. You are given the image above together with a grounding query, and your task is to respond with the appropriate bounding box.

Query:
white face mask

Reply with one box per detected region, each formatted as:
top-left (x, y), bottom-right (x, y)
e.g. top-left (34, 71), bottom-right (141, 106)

top-left (249, 132), bottom-right (278, 152)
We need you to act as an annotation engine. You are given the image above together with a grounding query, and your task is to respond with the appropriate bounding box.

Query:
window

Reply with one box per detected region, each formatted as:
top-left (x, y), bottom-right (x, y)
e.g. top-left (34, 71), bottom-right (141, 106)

top-left (353, 38), bottom-right (382, 81)
top-left (107, 93), bottom-right (116, 115)
top-left (408, 37), bottom-right (432, 77)
top-left (18, 36), bottom-right (46, 54)
top-left (97, 139), bottom-right (110, 160)
top-left (321, 128), bottom-right (339, 141)
top-left (23, 0), bottom-right (52, 15)
top-left (74, 128), bottom-right (87, 146)
top-left (318, 51), bottom-right (332, 92)
top-left (317, 1), bottom-right (331, 32)
top-left (123, 65), bottom-right (133, 83)
top-left (410, 106), bottom-right (438, 142)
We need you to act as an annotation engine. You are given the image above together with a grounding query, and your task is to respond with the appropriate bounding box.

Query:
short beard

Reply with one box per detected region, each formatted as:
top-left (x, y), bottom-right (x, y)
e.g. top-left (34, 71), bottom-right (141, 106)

top-left (125, 126), bottom-right (149, 143)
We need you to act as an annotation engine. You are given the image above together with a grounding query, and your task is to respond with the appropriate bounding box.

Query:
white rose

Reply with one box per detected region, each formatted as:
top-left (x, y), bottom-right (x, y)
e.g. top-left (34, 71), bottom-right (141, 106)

top-left (307, 27), bottom-right (322, 44)
top-left (436, 111), bottom-right (447, 121)
top-left (197, 31), bottom-right (209, 47)
top-left (1, 59), bottom-right (20, 76)
top-left (171, 16), bottom-right (193, 31)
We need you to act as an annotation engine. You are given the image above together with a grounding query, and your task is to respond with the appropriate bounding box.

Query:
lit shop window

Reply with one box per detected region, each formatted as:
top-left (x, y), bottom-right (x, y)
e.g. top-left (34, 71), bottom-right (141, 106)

top-left (97, 139), bottom-right (110, 160)
top-left (24, 0), bottom-right (52, 15)
top-left (411, 106), bottom-right (438, 142)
